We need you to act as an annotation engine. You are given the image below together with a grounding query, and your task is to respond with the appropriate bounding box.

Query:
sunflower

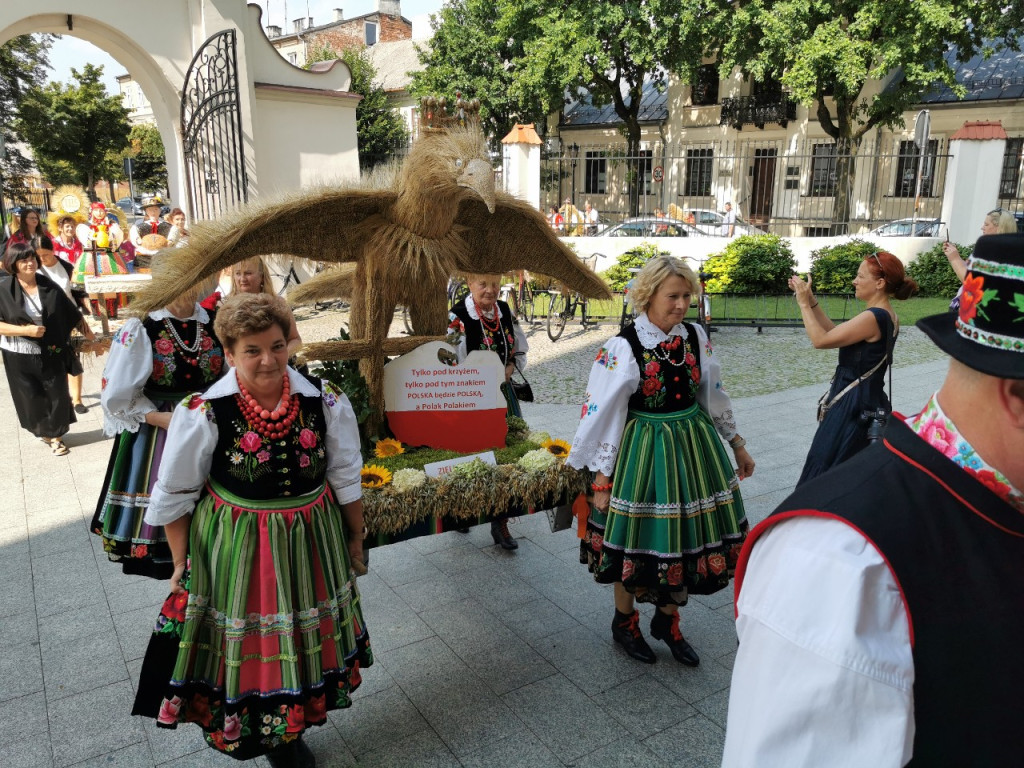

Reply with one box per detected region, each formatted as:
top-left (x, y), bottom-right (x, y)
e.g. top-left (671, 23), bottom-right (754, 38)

top-left (373, 438), bottom-right (405, 458)
top-left (360, 464), bottom-right (393, 488)
top-left (541, 438), bottom-right (571, 459)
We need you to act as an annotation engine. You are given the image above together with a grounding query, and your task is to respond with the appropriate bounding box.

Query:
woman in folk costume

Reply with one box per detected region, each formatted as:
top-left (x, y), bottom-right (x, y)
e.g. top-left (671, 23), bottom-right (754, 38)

top-left (567, 256), bottom-right (754, 666)
top-left (132, 292), bottom-right (371, 767)
top-left (446, 272), bottom-right (530, 549)
top-left (91, 253), bottom-right (226, 577)
top-left (74, 201), bottom-right (130, 319)
top-left (5, 207), bottom-right (48, 251)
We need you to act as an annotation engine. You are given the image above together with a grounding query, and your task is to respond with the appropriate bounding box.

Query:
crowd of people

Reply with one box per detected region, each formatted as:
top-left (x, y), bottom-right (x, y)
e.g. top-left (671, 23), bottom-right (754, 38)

top-left (1, 191), bottom-right (1021, 765)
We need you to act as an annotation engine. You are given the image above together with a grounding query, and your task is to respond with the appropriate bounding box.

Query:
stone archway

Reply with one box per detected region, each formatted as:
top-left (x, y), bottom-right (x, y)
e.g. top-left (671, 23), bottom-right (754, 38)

top-left (1, 0), bottom-right (361, 225)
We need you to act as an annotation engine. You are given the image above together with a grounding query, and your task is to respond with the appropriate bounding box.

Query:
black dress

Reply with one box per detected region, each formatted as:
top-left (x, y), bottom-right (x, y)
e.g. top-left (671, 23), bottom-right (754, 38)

top-left (0, 272), bottom-right (81, 439)
top-left (797, 307), bottom-right (896, 485)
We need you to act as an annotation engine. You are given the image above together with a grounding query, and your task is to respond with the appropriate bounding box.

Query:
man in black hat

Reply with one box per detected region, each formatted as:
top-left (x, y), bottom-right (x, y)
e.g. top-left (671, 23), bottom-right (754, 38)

top-left (722, 233), bottom-right (1024, 767)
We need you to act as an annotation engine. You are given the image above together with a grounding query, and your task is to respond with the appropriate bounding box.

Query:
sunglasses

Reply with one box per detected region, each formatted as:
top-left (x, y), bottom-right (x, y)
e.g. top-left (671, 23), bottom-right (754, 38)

top-left (989, 208), bottom-right (1006, 216)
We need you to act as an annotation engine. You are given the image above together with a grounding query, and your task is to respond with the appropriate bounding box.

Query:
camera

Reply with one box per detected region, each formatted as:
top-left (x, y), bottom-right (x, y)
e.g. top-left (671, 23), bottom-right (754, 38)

top-left (860, 408), bottom-right (889, 443)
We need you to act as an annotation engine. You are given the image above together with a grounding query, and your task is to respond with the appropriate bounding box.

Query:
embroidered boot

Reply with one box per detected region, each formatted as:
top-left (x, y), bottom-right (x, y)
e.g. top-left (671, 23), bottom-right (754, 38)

top-left (650, 610), bottom-right (700, 666)
top-left (611, 609), bottom-right (656, 664)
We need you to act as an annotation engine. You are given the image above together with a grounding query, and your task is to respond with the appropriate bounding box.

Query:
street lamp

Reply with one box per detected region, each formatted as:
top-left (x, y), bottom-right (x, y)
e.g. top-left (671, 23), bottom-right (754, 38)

top-left (569, 142), bottom-right (580, 213)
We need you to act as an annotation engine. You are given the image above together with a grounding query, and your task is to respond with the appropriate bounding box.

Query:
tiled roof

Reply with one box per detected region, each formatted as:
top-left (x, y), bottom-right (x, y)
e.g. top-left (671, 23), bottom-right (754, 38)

top-left (949, 120), bottom-right (1008, 140)
top-left (912, 38), bottom-right (1024, 104)
top-left (560, 79), bottom-right (668, 127)
top-left (501, 124), bottom-right (543, 145)
top-left (364, 38), bottom-right (424, 93)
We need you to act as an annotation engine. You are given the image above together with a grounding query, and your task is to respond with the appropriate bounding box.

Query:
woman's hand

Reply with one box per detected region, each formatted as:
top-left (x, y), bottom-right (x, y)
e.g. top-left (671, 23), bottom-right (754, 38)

top-left (26, 324), bottom-right (45, 339)
top-left (146, 411), bottom-right (173, 431)
top-left (788, 274), bottom-right (815, 309)
top-left (942, 241), bottom-right (961, 262)
top-left (347, 535), bottom-right (366, 575)
top-left (169, 561), bottom-right (186, 594)
top-left (505, 363), bottom-right (515, 382)
top-left (593, 489), bottom-right (611, 512)
top-left (734, 447), bottom-right (756, 480)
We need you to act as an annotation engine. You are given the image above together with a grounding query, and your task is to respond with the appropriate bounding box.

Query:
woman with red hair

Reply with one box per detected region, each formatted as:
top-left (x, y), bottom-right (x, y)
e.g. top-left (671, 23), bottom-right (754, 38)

top-left (789, 251), bottom-right (918, 485)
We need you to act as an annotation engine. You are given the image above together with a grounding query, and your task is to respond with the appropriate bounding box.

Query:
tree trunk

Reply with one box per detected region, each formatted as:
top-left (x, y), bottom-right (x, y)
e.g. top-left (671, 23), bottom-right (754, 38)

top-left (830, 136), bottom-right (862, 236)
top-left (625, 120), bottom-right (642, 218)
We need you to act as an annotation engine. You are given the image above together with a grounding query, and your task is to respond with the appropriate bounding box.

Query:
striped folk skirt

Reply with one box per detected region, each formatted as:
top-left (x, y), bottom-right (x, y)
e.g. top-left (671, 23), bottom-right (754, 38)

top-left (132, 480), bottom-right (372, 760)
top-left (581, 405), bottom-right (748, 606)
top-left (90, 397), bottom-right (177, 579)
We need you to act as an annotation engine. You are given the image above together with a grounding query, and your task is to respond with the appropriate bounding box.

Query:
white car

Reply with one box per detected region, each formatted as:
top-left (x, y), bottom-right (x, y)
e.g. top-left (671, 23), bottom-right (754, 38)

top-left (677, 208), bottom-right (762, 236)
top-left (597, 217), bottom-right (706, 238)
top-left (868, 218), bottom-right (943, 237)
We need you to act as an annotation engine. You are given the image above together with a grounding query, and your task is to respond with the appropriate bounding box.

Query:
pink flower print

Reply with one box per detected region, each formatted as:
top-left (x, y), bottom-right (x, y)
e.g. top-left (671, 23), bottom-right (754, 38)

top-left (919, 417), bottom-right (957, 458)
top-left (483, 336), bottom-right (494, 347)
top-left (299, 454), bottom-right (311, 468)
top-left (223, 712), bottom-right (242, 741)
top-left (157, 696), bottom-right (183, 725)
top-left (154, 338), bottom-right (174, 355)
top-left (257, 450), bottom-right (271, 464)
top-left (298, 428), bottom-right (317, 449)
top-left (200, 336), bottom-right (213, 351)
top-left (644, 360), bottom-right (660, 376)
top-left (239, 431), bottom-right (262, 453)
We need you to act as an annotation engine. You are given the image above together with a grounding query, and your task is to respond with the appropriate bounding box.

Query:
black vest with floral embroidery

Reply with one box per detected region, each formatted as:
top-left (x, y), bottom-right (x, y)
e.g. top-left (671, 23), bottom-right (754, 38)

top-left (208, 382), bottom-right (328, 500)
top-left (142, 314), bottom-right (225, 400)
top-left (622, 322), bottom-right (702, 413)
top-left (451, 299), bottom-right (518, 365)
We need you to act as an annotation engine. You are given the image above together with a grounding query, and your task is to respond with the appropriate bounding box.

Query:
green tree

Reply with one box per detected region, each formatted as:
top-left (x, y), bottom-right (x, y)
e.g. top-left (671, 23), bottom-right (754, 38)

top-left (711, 0), bottom-right (1024, 233)
top-left (497, 0), bottom-right (707, 216)
top-left (15, 62), bottom-right (130, 196)
top-left (306, 43), bottom-right (409, 172)
top-left (110, 123), bottom-right (167, 192)
top-left (410, 0), bottom-right (547, 152)
top-left (0, 35), bottom-right (53, 200)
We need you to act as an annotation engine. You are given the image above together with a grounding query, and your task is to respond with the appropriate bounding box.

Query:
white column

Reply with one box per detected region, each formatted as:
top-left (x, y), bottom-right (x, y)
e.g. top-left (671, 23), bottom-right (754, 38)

top-left (941, 125), bottom-right (1007, 244)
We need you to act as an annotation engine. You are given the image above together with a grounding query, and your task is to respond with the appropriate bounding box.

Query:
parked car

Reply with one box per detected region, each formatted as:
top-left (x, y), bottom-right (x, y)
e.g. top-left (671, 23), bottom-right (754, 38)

top-left (116, 197), bottom-right (143, 215)
top-left (597, 217), bottom-right (706, 238)
top-left (868, 217), bottom-right (943, 237)
top-left (677, 208), bottom-right (762, 236)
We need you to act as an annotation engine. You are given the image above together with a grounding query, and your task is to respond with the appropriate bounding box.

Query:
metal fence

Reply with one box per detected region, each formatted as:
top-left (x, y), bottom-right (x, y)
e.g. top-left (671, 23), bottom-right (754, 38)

top-left (539, 137), bottom-right (954, 237)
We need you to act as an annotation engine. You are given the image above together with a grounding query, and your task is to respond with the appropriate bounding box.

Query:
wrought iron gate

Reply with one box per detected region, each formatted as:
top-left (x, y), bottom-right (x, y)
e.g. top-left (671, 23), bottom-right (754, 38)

top-left (180, 29), bottom-right (249, 222)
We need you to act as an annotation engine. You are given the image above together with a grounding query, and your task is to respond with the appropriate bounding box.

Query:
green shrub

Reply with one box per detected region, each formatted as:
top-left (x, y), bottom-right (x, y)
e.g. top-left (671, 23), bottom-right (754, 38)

top-left (703, 234), bottom-right (797, 293)
top-left (601, 242), bottom-right (668, 291)
top-left (809, 239), bottom-right (879, 293)
top-left (906, 242), bottom-right (969, 298)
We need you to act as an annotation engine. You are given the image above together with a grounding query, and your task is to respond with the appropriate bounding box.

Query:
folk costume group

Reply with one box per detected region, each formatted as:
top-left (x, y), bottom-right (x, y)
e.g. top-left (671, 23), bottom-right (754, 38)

top-left (53, 228), bottom-right (1018, 766)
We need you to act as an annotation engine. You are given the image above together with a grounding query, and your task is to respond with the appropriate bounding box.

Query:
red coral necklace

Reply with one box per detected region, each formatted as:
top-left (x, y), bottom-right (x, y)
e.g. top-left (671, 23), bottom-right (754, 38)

top-left (235, 374), bottom-right (299, 439)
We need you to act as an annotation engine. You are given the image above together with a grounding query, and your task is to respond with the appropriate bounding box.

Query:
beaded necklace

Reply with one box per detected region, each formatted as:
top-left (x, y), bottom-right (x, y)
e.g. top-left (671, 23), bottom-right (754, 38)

top-left (650, 335), bottom-right (687, 367)
top-left (235, 374), bottom-right (300, 439)
top-left (163, 317), bottom-right (204, 356)
top-left (477, 305), bottom-right (510, 362)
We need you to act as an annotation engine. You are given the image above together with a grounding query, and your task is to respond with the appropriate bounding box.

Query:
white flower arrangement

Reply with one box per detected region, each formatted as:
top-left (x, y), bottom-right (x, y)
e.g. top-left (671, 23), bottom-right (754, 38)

top-left (391, 467), bottom-right (427, 492)
top-left (527, 430), bottom-right (552, 444)
top-left (517, 448), bottom-right (557, 472)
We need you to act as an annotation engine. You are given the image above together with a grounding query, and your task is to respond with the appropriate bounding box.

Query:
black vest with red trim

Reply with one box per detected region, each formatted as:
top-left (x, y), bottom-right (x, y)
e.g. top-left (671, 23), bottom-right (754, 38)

top-left (451, 299), bottom-right (517, 365)
top-left (736, 417), bottom-right (1024, 766)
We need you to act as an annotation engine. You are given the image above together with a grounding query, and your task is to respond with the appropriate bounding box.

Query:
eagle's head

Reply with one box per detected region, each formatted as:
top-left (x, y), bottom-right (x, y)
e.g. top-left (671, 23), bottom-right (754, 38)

top-left (404, 125), bottom-right (495, 213)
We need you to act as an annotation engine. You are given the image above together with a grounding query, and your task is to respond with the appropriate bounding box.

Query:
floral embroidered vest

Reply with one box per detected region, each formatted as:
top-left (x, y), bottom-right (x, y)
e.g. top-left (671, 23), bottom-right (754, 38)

top-left (622, 322), bottom-right (702, 413)
top-left (143, 314), bottom-right (225, 401)
top-left (208, 381), bottom-right (328, 500)
top-left (451, 299), bottom-right (517, 365)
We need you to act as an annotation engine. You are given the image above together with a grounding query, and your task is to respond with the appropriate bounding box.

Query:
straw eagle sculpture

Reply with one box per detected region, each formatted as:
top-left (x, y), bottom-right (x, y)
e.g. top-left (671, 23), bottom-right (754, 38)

top-left (131, 96), bottom-right (610, 428)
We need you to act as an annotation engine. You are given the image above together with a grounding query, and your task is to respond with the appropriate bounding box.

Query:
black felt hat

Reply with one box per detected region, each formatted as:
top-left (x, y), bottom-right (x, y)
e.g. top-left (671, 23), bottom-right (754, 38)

top-left (917, 233), bottom-right (1024, 379)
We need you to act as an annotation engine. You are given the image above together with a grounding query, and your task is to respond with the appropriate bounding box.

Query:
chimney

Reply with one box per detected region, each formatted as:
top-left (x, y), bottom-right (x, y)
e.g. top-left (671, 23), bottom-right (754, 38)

top-left (378, 0), bottom-right (401, 17)
top-left (333, 8), bottom-right (344, 21)
top-left (293, 17), bottom-right (313, 33)
top-left (266, 24), bottom-right (282, 38)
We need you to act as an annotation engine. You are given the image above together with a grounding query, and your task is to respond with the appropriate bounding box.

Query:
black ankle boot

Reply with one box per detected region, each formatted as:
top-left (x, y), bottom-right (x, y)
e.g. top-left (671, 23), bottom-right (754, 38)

top-left (611, 609), bottom-right (656, 664)
top-left (267, 736), bottom-right (317, 768)
top-left (490, 517), bottom-right (518, 550)
top-left (650, 610), bottom-right (700, 666)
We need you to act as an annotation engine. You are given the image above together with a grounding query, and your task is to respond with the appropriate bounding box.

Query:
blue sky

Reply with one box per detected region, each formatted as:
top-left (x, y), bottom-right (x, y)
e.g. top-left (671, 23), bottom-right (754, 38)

top-left (46, 0), bottom-right (443, 95)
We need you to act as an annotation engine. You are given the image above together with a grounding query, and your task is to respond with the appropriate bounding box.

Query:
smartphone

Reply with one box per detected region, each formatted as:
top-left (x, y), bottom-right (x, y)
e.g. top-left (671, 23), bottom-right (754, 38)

top-left (945, 228), bottom-right (950, 243)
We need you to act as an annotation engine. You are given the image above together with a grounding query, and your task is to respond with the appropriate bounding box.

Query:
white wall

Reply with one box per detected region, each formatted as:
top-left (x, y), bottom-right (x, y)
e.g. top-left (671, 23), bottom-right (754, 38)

top-left (566, 235), bottom-right (943, 274)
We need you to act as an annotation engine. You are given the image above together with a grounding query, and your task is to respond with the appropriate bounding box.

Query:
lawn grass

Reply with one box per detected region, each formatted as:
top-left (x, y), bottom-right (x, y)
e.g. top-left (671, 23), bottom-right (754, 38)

top-left (530, 290), bottom-right (950, 327)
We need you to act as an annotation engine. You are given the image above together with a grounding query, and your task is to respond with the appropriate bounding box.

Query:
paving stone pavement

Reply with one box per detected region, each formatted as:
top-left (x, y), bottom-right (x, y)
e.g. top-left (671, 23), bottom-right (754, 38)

top-left (0, 309), bottom-right (949, 767)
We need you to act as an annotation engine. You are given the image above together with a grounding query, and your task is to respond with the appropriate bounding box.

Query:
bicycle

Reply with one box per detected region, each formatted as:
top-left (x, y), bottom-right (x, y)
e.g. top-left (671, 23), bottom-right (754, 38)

top-left (498, 270), bottom-right (536, 324)
top-left (547, 255), bottom-right (599, 341)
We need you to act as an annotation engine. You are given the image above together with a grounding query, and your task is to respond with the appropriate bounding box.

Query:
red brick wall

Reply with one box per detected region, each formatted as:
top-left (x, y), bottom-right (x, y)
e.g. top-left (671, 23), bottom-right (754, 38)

top-left (379, 15), bottom-right (411, 42)
top-left (310, 14), bottom-right (411, 54)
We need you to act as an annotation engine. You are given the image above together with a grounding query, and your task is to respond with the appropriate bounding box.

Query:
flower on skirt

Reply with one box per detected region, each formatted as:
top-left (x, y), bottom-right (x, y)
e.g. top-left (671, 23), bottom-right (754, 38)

top-left (157, 696), bottom-right (183, 725)
top-left (230, 452), bottom-right (244, 465)
top-left (708, 553), bottom-right (727, 575)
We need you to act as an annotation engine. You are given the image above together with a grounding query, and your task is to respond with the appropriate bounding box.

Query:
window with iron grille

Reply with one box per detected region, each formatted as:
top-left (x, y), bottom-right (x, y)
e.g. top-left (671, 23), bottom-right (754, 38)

top-left (639, 150), bottom-right (653, 195)
top-left (584, 152), bottom-right (606, 194)
top-left (895, 139), bottom-right (938, 197)
top-left (684, 148), bottom-right (713, 197)
top-left (809, 144), bottom-right (837, 196)
top-left (693, 65), bottom-right (719, 106)
top-left (999, 138), bottom-right (1023, 199)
